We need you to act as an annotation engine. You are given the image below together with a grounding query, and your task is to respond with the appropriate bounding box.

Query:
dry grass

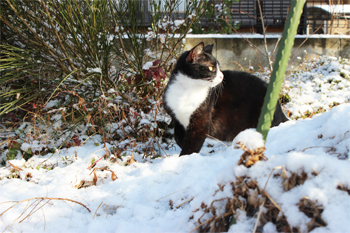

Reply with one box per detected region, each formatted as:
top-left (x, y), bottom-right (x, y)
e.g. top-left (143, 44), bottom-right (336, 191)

top-left (0, 197), bottom-right (90, 232)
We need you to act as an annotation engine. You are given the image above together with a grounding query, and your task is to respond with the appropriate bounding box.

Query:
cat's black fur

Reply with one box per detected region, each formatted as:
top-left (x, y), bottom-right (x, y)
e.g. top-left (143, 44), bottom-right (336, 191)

top-left (163, 42), bottom-right (288, 156)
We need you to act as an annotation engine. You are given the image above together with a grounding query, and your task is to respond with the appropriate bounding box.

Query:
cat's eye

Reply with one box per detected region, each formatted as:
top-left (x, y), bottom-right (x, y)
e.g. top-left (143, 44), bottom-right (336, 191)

top-left (208, 66), bottom-right (214, 71)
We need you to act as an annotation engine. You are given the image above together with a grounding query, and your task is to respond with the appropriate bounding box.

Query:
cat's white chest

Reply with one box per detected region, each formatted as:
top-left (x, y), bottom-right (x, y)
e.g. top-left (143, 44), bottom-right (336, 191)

top-left (165, 73), bottom-right (210, 129)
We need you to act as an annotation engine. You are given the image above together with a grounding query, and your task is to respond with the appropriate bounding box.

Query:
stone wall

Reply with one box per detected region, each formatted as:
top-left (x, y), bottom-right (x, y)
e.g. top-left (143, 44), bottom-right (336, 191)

top-left (183, 35), bottom-right (350, 72)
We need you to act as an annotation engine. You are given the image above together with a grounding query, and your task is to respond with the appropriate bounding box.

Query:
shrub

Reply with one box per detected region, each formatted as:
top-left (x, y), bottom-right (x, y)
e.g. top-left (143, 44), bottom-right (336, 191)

top-left (0, 0), bottom-right (204, 161)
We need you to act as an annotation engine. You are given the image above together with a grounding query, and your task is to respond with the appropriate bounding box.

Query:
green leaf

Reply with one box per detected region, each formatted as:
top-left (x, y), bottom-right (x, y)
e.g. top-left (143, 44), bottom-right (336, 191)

top-left (7, 148), bottom-right (17, 160)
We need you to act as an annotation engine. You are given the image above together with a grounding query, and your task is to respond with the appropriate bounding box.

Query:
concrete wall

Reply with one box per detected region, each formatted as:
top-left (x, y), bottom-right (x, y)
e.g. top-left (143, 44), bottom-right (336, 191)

top-left (183, 35), bottom-right (350, 72)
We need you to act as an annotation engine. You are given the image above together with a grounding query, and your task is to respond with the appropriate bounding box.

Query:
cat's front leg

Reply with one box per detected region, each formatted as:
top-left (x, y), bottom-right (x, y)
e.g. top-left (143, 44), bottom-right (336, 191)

top-left (174, 120), bottom-right (186, 149)
top-left (179, 112), bottom-right (210, 156)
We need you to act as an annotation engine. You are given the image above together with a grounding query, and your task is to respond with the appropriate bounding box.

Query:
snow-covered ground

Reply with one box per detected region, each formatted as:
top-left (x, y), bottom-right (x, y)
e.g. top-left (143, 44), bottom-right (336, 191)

top-left (0, 56), bottom-right (349, 232)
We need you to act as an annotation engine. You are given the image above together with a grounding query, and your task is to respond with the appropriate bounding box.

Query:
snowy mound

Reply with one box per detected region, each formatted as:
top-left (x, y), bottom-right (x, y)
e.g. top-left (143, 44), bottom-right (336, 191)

top-left (1, 103), bottom-right (349, 232)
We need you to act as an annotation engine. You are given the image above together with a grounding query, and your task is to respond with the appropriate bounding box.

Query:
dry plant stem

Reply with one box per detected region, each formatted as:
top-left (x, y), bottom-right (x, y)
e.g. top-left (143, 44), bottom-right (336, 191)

top-left (93, 202), bottom-right (104, 219)
top-left (5, 0), bottom-right (69, 73)
top-left (0, 17), bottom-right (44, 49)
top-left (87, 148), bottom-right (108, 169)
top-left (17, 108), bottom-right (63, 168)
top-left (190, 216), bottom-right (216, 233)
top-left (206, 134), bottom-right (229, 148)
top-left (263, 166), bottom-right (284, 192)
top-left (163, 1), bottom-right (205, 67)
top-left (108, 1), bottom-right (133, 68)
top-left (175, 197), bottom-right (194, 209)
top-left (230, 26), bottom-right (265, 56)
top-left (227, 60), bottom-right (245, 70)
top-left (40, 0), bottom-right (76, 72)
top-left (72, 133), bottom-right (97, 157)
top-left (156, 187), bottom-right (189, 201)
top-left (19, 199), bottom-right (51, 224)
top-left (290, 23), bottom-right (324, 58)
top-left (257, 0), bottom-right (273, 71)
top-left (261, 190), bottom-right (282, 212)
top-left (342, 130), bottom-right (350, 140)
top-left (38, 200), bottom-right (47, 230)
top-left (12, 199), bottom-right (38, 223)
top-left (270, 36), bottom-right (282, 62)
top-left (302, 146), bottom-right (334, 153)
top-left (0, 197), bottom-right (91, 221)
top-left (252, 198), bottom-right (266, 233)
top-left (154, 138), bottom-right (169, 157)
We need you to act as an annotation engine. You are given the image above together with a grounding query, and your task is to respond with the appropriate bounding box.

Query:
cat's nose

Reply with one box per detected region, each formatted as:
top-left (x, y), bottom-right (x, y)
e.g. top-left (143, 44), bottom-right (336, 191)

top-left (218, 71), bottom-right (224, 79)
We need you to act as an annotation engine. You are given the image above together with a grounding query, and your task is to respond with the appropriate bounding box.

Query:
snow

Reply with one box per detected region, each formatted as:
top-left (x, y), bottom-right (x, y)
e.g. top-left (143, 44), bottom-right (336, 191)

top-left (233, 129), bottom-right (265, 151)
top-left (1, 57), bottom-right (350, 232)
top-left (281, 56), bottom-right (350, 119)
top-left (142, 61), bottom-right (153, 70)
top-left (309, 4), bottom-right (350, 14)
top-left (174, 19), bottom-right (185, 27)
top-left (87, 67), bottom-right (101, 73)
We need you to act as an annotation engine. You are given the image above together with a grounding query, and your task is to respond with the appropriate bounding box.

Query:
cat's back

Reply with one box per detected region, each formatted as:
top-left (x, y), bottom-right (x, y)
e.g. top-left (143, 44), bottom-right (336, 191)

top-left (219, 70), bottom-right (268, 100)
top-left (210, 69), bottom-right (288, 141)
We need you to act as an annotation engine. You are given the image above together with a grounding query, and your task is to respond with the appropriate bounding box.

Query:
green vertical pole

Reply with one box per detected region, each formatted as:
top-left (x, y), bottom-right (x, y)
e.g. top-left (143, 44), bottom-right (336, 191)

top-left (257, 0), bottom-right (306, 141)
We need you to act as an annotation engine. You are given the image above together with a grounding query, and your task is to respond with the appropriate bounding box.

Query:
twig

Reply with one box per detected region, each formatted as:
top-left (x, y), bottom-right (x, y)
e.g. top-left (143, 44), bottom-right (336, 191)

top-left (190, 215), bottom-right (215, 233)
top-left (153, 136), bottom-right (169, 157)
top-left (206, 134), bottom-right (229, 148)
top-left (72, 133), bottom-right (97, 159)
top-left (40, 0), bottom-right (76, 72)
top-left (269, 36), bottom-right (282, 61)
top-left (87, 148), bottom-right (108, 169)
top-left (1, 197), bottom-right (90, 232)
top-left (19, 199), bottom-right (51, 224)
top-left (0, 197), bottom-right (91, 215)
top-left (175, 197), bottom-right (194, 209)
top-left (252, 198), bottom-right (266, 233)
top-left (302, 146), bottom-right (334, 152)
top-left (261, 190), bottom-right (282, 212)
top-left (263, 166), bottom-right (284, 191)
top-left (5, 0), bottom-right (69, 73)
top-left (156, 187), bottom-right (189, 201)
top-left (290, 23), bottom-right (324, 58)
top-left (257, 0), bottom-right (273, 71)
top-left (93, 202), bottom-right (104, 219)
top-left (38, 199), bottom-right (47, 230)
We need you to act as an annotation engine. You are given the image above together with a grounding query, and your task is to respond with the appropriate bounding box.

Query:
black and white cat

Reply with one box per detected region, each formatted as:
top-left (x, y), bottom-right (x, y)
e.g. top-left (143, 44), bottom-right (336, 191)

top-left (163, 42), bottom-right (288, 156)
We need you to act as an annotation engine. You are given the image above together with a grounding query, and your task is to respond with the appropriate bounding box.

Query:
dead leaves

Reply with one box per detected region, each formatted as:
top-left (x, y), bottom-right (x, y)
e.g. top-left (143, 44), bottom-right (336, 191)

top-left (280, 167), bottom-right (308, 191)
top-left (191, 165), bottom-right (331, 233)
top-left (91, 167), bottom-right (118, 181)
top-left (75, 167), bottom-right (118, 189)
top-left (298, 197), bottom-right (326, 232)
top-left (126, 154), bottom-right (136, 165)
top-left (337, 183), bottom-right (350, 195)
top-left (235, 142), bottom-right (267, 167)
top-left (192, 176), bottom-right (295, 233)
top-left (24, 172), bottom-right (32, 181)
top-left (75, 180), bottom-right (95, 189)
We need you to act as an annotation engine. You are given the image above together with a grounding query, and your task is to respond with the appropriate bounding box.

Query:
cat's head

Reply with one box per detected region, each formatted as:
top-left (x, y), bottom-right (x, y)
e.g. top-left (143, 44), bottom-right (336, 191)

top-left (174, 42), bottom-right (223, 87)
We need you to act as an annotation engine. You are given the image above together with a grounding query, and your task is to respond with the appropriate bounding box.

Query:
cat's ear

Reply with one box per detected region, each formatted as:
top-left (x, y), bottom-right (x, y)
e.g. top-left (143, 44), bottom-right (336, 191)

top-left (203, 44), bottom-right (214, 54)
top-left (186, 42), bottom-right (204, 63)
